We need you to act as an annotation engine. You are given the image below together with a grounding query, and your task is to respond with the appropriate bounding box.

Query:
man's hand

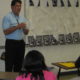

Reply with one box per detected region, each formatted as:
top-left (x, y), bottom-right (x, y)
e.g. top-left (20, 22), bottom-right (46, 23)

top-left (3, 23), bottom-right (27, 35)
top-left (17, 23), bottom-right (26, 29)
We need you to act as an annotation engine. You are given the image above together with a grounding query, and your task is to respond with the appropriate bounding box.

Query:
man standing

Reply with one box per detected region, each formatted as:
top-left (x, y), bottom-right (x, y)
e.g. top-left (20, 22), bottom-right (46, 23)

top-left (2, 0), bottom-right (29, 72)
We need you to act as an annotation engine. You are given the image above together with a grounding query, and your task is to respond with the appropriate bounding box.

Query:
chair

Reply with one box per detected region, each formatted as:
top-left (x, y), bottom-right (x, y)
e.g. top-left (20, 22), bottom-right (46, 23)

top-left (0, 52), bottom-right (5, 60)
top-left (75, 56), bottom-right (80, 76)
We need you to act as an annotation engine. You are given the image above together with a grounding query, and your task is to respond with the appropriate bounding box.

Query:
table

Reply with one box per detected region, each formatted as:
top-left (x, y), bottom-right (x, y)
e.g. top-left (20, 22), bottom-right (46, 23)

top-left (0, 72), bottom-right (18, 79)
top-left (52, 61), bottom-right (78, 80)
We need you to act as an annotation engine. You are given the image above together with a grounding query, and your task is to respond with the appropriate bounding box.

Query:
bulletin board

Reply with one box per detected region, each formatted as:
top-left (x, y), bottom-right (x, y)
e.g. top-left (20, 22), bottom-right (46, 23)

top-left (25, 0), bottom-right (80, 46)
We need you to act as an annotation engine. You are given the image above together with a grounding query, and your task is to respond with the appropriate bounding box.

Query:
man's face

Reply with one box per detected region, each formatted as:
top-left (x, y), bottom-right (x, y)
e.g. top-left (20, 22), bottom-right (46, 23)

top-left (11, 2), bottom-right (21, 15)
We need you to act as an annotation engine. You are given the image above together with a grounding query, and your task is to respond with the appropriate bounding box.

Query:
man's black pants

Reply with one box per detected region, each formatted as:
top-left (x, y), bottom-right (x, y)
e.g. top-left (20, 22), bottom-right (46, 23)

top-left (5, 39), bottom-right (25, 72)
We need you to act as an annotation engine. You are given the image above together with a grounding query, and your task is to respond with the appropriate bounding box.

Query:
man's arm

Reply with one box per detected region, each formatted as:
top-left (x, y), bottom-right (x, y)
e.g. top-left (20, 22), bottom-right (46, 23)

top-left (3, 23), bottom-right (26, 35)
top-left (3, 26), bottom-right (18, 35)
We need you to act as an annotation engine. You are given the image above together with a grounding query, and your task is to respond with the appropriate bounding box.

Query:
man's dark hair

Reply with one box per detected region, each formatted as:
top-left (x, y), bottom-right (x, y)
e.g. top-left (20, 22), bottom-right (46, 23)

top-left (11, 0), bottom-right (22, 6)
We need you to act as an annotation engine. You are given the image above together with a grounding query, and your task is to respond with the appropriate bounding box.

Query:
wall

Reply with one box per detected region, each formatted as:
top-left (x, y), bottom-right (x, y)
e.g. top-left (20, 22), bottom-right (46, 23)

top-left (25, 0), bottom-right (80, 72)
top-left (25, 44), bottom-right (80, 66)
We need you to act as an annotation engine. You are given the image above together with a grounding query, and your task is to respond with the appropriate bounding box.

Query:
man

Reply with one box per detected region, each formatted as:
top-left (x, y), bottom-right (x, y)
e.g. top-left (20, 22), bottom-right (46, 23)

top-left (2, 0), bottom-right (29, 72)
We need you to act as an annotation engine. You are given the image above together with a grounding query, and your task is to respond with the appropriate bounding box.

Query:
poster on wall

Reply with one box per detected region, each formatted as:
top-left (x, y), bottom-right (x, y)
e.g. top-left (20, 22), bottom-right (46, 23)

top-left (25, 0), bottom-right (80, 46)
